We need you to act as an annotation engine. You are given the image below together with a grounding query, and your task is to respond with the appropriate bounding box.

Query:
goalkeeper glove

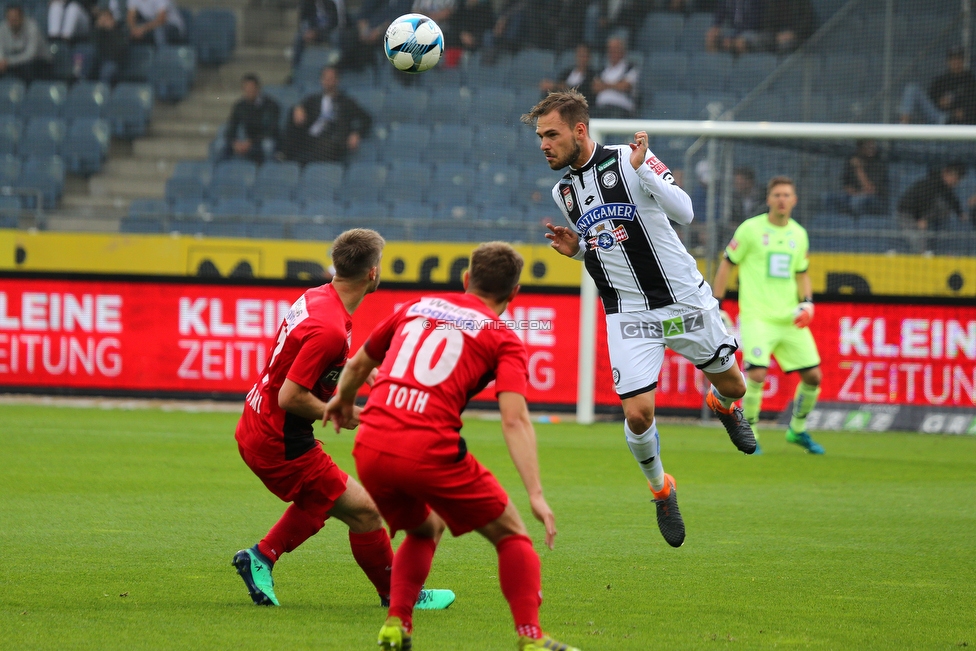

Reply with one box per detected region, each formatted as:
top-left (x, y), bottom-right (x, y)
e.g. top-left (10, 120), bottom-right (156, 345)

top-left (793, 301), bottom-right (814, 328)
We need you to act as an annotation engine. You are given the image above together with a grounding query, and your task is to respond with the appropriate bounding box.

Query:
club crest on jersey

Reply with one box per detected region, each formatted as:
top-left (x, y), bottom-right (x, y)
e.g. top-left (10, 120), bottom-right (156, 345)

top-left (561, 185), bottom-right (574, 211)
top-left (576, 202), bottom-right (637, 233)
top-left (601, 171), bottom-right (618, 188)
top-left (587, 224), bottom-right (629, 250)
top-left (645, 155), bottom-right (669, 176)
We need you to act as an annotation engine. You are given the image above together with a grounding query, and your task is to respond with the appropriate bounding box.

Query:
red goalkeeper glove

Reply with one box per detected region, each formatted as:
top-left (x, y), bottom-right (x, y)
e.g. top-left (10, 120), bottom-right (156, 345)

top-left (793, 301), bottom-right (814, 328)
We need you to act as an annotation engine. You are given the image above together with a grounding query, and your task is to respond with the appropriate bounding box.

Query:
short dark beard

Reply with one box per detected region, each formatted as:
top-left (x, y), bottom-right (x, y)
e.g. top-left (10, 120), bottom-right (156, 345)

top-left (549, 140), bottom-right (583, 170)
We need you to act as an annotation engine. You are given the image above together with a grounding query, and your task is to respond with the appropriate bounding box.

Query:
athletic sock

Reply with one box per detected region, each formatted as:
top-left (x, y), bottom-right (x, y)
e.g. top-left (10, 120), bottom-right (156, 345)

top-left (496, 534), bottom-right (542, 640)
top-left (258, 504), bottom-right (324, 563)
top-left (789, 382), bottom-right (821, 433)
top-left (388, 534), bottom-right (437, 631)
top-left (708, 384), bottom-right (736, 411)
top-left (624, 420), bottom-right (664, 491)
top-left (743, 378), bottom-right (765, 427)
top-left (349, 528), bottom-right (395, 598)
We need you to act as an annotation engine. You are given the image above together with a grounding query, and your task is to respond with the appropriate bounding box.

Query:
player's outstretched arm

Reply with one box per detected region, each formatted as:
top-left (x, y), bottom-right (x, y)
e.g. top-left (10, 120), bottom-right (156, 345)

top-left (630, 131), bottom-right (694, 224)
top-left (324, 345), bottom-right (381, 432)
top-left (498, 391), bottom-right (557, 549)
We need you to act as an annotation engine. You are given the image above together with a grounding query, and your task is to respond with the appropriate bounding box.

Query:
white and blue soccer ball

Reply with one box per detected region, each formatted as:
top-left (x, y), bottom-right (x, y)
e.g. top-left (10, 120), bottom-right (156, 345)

top-left (384, 13), bottom-right (444, 74)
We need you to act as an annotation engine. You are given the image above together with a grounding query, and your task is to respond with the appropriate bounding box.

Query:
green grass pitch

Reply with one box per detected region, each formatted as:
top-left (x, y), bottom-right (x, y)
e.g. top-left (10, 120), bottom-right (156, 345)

top-left (1, 403), bottom-right (974, 650)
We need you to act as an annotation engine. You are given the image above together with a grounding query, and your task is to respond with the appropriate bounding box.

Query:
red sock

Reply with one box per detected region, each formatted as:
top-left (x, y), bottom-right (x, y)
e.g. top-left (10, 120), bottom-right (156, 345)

top-left (388, 534), bottom-right (437, 632)
top-left (497, 534), bottom-right (542, 639)
top-left (257, 504), bottom-right (324, 563)
top-left (349, 529), bottom-right (394, 597)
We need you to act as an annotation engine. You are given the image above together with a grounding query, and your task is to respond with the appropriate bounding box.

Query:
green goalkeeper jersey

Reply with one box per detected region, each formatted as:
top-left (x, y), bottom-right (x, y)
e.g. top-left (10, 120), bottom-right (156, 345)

top-left (725, 214), bottom-right (809, 324)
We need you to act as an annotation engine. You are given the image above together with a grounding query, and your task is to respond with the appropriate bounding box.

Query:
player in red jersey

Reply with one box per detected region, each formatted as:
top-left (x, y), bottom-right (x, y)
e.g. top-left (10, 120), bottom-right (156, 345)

top-left (232, 228), bottom-right (454, 611)
top-left (325, 242), bottom-right (580, 651)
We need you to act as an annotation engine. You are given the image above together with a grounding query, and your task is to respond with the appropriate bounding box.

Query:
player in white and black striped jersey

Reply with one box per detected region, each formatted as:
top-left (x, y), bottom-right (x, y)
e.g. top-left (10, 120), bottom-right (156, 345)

top-left (522, 90), bottom-right (757, 548)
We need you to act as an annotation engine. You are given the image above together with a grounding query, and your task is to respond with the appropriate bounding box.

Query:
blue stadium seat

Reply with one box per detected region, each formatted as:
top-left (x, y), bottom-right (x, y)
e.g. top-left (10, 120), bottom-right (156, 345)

top-left (172, 160), bottom-right (213, 183)
top-left (46, 40), bottom-right (77, 81)
top-left (345, 87), bottom-right (385, 122)
top-left (387, 123), bottom-right (431, 151)
top-left (120, 45), bottom-right (155, 82)
top-left (19, 155), bottom-right (65, 208)
top-left (252, 161), bottom-right (300, 202)
top-left (22, 81), bottom-right (68, 118)
top-left (198, 219), bottom-right (249, 237)
top-left (431, 164), bottom-right (476, 207)
top-left (170, 197), bottom-right (210, 217)
top-left (680, 13), bottom-right (714, 52)
top-left (509, 49), bottom-right (555, 87)
top-left (20, 118), bottom-right (66, 157)
top-left (469, 87), bottom-right (516, 126)
top-left (696, 91), bottom-right (740, 119)
top-left (416, 64), bottom-right (461, 88)
top-left (646, 90), bottom-right (696, 120)
top-left (63, 118), bottom-right (110, 176)
top-left (0, 78), bottom-right (24, 115)
top-left (63, 82), bottom-right (110, 119)
top-left (258, 198), bottom-right (302, 217)
top-left (637, 12), bottom-right (684, 52)
top-left (730, 54), bottom-right (778, 94)
top-left (0, 115), bottom-right (20, 155)
top-left (386, 161), bottom-right (428, 202)
top-left (478, 160), bottom-right (520, 199)
top-left (0, 153), bottom-right (20, 185)
top-left (464, 54), bottom-right (513, 88)
top-left (129, 198), bottom-right (170, 217)
top-left (346, 200), bottom-right (391, 220)
top-left (0, 193), bottom-right (21, 215)
top-left (343, 162), bottom-right (387, 201)
top-left (152, 46), bottom-right (197, 102)
top-left (301, 199), bottom-right (345, 220)
top-left (292, 222), bottom-right (342, 241)
top-left (428, 124), bottom-right (472, 164)
top-left (432, 203), bottom-right (479, 222)
top-left (192, 8), bottom-right (236, 65)
top-left (643, 52), bottom-right (689, 97)
top-left (294, 47), bottom-right (340, 86)
top-left (209, 160), bottom-right (258, 201)
top-left (248, 221), bottom-right (286, 239)
top-left (688, 53), bottom-right (734, 93)
top-left (395, 200), bottom-right (435, 221)
top-left (106, 83), bottom-right (153, 138)
top-left (383, 87), bottom-right (429, 123)
top-left (427, 87), bottom-right (471, 125)
top-left (211, 198), bottom-right (257, 217)
top-left (473, 125), bottom-right (518, 162)
top-left (298, 162), bottom-right (344, 202)
top-left (166, 176), bottom-right (208, 204)
top-left (120, 215), bottom-right (167, 234)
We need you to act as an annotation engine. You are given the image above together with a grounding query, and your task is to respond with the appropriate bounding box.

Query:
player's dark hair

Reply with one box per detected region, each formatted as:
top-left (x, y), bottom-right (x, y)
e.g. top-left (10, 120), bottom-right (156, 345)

top-left (468, 242), bottom-right (524, 302)
top-left (331, 229), bottom-right (384, 279)
top-left (766, 175), bottom-right (796, 195)
top-left (521, 89), bottom-right (589, 129)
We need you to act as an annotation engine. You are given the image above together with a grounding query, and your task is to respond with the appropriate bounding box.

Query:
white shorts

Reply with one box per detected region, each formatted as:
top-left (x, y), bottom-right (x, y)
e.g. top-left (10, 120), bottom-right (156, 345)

top-left (606, 282), bottom-right (739, 398)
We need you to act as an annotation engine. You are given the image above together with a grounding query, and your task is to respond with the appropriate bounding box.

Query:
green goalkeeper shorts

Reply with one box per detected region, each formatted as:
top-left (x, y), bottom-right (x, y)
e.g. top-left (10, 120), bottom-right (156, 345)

top-left (740, 318), bottom-right (821, 372)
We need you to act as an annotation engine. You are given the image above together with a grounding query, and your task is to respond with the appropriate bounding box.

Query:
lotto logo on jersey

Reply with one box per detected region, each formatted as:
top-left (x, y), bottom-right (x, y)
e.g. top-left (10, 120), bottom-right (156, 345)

top-left (645, 155), bottom-right (669, 176)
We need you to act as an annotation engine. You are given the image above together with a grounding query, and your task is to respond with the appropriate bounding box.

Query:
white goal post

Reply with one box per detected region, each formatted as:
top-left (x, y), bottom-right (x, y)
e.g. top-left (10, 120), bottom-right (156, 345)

top-left (574, 119), bottom-right (976, 424)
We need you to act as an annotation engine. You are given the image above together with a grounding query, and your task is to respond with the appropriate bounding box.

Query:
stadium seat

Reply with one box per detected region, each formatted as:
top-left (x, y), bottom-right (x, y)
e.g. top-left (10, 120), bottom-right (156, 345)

top-left (192, 8), bottom-right (236, 65)
top-left (643, 52), bottom-right (689, 97)
top-left (646, 90), bottom-right (696, 120)
top-left (428, 124), bottom-right (472, 164)
top-left (120, 215), bottom-right (167, 234)
top-left (301, 198), bottom-right (345, 220)
top-left (464, 54), bottom-right (513, 88)
top-left (509, 49), bottom-right (555, 88)
top-left (395, 200), bottom-right (435, 221)
top-left (294, 47), bottom-right (340, 86)
top-left (62, 118), bottom-right (110, 176)
top-left (129, 198), bottom-right (170, 217)
top-left (472, 125), bottom-right (518, 162)
top-left (696, 91), bottom-right (740, 119)
top-left (688, 53), bottom-right (734, 94)
top-left (291, 222), bottom-right (342, 241)
top-left (387, 123), bottom-right (431, 151)
top-left (0, 78), bottom-right (24, 115)
top-left (198, 219), bottom-right (249, 237)
top-left (431, 163), bottom-right (477, 207)
top-left (383, 87), bottom-right (429, 124)
top-left (680, 13), bottom-right (714, 52)
top-left (152, 46), bottom-right (197, 102)
top-left (637, 12), bottom-right (684, 52)
top-left (343, 162), bottom-right (388, 201)
top-left (469, 87), bottom-right (516, 126)
top-left (248, 221), bottom-right (286, 239)
top-left (386, 161), bottom-right (428, 202)
top-left (120, 45), bottom-right (155, 82)
top-left (106, 83), bottom-right (153, 138)
top-left (427, 87), bottom-right (471, 125)
top-left (20, 118), bottom-right (66, 157)
top-left (166, 176), bottom-right (208, 204)
top-left (209, 160), bottom-right (258, 201)
top-left (0, 153), bottom-right (20, 185)
top-left (22, 81), bottom-right (68, 118)
top-left (0, 115), bottom-right (20, 154)
top-left (252, 161), bottom-right (301, 202)
top-left (298, 162), bottom-right (344, 202)
top-left (345, 87), bottom-right (385, 122)
top-left (47, 40), bottom-right (76, 81)
top-left (19, 155), bottom-right (66, 208)
top-left (730, 54), bottom-right (778, 94)
top-left (172, 160), bottom-right (213, 183)
top-left (211, 197), bottom-right (256, 217)
top-left (346, 200), bottom-right (391, 221)
top-left (257, 198), bottom-right (302, 217)
top-left (63, 82), bottom-right (110, 119)
top-left (416, 64), bottom-right (461, 89)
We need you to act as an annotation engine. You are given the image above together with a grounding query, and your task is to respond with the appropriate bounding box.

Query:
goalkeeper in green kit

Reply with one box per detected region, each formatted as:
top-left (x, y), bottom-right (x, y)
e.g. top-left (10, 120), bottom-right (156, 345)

top-left (712, 176), bottom-right (825, 455)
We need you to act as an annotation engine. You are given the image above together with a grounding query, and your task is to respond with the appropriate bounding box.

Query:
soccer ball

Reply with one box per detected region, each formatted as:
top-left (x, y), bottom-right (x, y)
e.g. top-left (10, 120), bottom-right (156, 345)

top-left (384, 13), bottom-right (444, 74)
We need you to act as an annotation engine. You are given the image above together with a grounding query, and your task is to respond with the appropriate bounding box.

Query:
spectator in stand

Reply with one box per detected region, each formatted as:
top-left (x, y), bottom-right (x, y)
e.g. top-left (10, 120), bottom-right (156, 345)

top-left (47, 0), bottom-right (93, 43)
top-left (591, 35), bottom-right (640, 119)
top-left (705, 0), bottom-right (764, 54)
top-left (582, 0), bottom-right (649, 51)
top-left (730, 166), bottom-right (766, 224)
top-left (292, 0), bottom-right (343, 71)
top-left (834, 139), bottom-right (888, 216)
top-left (340, 0), bottom-right (412, 69)
top-left (224, 74), bottom-right (281, 164)
top-left (539, 44), bottom-right (596, 105)
top-left (899, 46), bottom-right (976, 125)
top-left (762, 0), bottom-right (815, 54)
top-left (482, 1), bottom-right (554, 62)
top-left (452, 0), bottom-right (494, 56)
top-left (91, 4), bottom-right (127, 84)
top-left (0, 4), bottom-right (51, 83)
top-left (127, 0), bottom-right (186, 46)
top-left (897, 162), bottom-right (967, 251)
top-left (279, 65), bottom-right (371, 165)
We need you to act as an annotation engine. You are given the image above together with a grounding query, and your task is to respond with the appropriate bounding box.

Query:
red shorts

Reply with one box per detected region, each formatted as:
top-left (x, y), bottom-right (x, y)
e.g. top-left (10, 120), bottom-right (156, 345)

top-left (237, 426), bottom-right (349, 522)
top-left (353, 442), bottom-right (509, 536)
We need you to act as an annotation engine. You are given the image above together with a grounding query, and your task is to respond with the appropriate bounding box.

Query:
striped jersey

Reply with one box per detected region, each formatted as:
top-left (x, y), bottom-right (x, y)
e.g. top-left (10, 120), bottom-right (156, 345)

top-left (550, 144), bottom-right (703, 314)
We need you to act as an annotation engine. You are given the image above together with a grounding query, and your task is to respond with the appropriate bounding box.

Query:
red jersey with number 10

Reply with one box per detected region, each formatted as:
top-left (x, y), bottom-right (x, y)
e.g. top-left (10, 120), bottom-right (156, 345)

top-left (356, 293), bottom-right (529, 463)
top-left (237, 283), bottom-right (351, 460)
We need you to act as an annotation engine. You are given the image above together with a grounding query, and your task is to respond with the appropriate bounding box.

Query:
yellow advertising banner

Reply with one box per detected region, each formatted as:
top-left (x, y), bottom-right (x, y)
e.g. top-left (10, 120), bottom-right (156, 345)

top-left (1, 229), bottom-right (974, 298)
